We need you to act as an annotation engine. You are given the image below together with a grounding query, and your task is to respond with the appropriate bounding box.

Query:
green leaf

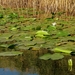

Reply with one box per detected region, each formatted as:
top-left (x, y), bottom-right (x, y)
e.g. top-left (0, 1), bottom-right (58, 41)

top-left (36, 30), bottom-right (49, 35)
top-left (0, 33), bottom-right (13, 43)
top-left (0, 51), bottom-right (23, 56)
top-left (47, 26), bottom-right (56, 31)
top-left (0, 13), bottom-right (3, 18)
top-left (57, 31), bottom-right (68, 37)
top-left (39, 53), bottom-right (52, 60)
top-left (17, 46), bottom-right (31, 50)
top-left (21, 26), bottom-right (33, 31)
top-left (8, 13), bottom-right (18, 19)
top-left (0, 44), bottom-right (9, 48)
top-left (39, 53), bottom-right (64, 60)
top-left (24, 18), bottom-right (36, 21)
top-left (32, 39), bottom-right (45, 44)
top-left (10, 27), bottom-right (17, 31)
top-left (53, 48), bottom-right (72, 54)
top-left (51, 53), bottom-right (64, 60)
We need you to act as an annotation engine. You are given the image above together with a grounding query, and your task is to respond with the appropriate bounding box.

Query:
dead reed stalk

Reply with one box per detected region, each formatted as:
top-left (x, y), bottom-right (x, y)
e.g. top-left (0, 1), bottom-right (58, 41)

top-left (0, 0), bottom-right (75, 17)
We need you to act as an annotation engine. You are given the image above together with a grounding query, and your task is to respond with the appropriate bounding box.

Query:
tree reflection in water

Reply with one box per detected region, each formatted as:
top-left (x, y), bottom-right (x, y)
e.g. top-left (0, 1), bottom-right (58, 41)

top-left (0, 50), bottom-right (75, 75)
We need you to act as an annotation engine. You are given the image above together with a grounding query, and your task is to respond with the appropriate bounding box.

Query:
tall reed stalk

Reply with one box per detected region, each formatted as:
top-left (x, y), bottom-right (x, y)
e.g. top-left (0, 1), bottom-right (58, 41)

top-left (0, 0), bottom-right (75, 17)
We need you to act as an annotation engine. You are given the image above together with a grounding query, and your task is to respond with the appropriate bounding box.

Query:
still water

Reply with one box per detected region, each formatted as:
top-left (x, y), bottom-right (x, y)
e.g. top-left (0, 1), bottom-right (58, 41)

top-left (0, 50), bottom-right (75, 75)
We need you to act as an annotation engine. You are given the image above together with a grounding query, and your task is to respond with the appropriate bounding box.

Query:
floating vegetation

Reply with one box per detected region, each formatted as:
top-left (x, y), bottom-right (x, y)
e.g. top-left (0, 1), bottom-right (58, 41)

top-left (35, 30), bottom-right (49, 38)
top-left (39, 53), bottom-right (64, 60)
top-left (39, 53), bottom-right (52, 60)
top-left (0, 51), bottom-right (23, 56)
top-left (0, 10), bottom-right (75, 59)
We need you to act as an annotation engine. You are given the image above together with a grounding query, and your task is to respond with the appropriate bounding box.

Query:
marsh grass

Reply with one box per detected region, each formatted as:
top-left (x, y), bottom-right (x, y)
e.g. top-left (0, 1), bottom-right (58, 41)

top-left (0, 0), bottom-right (75, 18)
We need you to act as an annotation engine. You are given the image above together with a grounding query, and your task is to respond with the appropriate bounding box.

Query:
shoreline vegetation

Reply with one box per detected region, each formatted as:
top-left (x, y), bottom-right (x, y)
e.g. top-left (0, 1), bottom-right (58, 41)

top-left (0, 0), bottom-right (75, 58)
top-left (0, 0), bottom-right (75, 18)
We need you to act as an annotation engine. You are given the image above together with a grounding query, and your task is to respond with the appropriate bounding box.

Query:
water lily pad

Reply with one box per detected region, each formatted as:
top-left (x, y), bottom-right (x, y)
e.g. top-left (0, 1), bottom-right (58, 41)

top-left (21, 26), bottom-right (33, 31)
top-left (13, 33), bottom-right (33, 41)
top-left (0, 33), bottom-right (12, 39)
top-left (36, 30), bottom-right (49, 35)
top-left (0, 51), bottom-right (23, 56)
top-left (31, 46), bottom-right (41, 51)
top-left (17, 46), bottom-right (31, 50)
top-left (25, 41), bottom-right (36, 46)
top-left (10, 27), bottom-right (17, 31)
top-left (0, 44), bottom-right (9, 48)
top-left (53, 48), bottom-right (72, 54)
top-left (51, 53), bottom-right (64, 60)
top-left (39, 53), bottom-right (52, 60)
top-left (57, 31), bottom-right (69, 37)
top-left (32, 39), bottom-right (46, 44)
top-left (41, 44), bottom-right (51, 49)
top-left (39, 53), bottom-right (64, 60)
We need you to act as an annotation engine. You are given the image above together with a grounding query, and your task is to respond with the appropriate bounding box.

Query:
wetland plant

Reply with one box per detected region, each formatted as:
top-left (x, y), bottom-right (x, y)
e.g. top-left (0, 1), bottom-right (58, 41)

top-left (39, 48), bottom-right (75, 60)
top-left (35, 30), bottom-right (49, 38)
top-left (8, 13), bottom-right (19, 19)
top-left (0, 13), bottom-right (3, 19)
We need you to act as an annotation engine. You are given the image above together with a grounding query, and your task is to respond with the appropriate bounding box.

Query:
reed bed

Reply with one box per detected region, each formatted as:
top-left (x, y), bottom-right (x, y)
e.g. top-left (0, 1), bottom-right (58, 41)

top-left (0, 0), bottom-right (75, 17)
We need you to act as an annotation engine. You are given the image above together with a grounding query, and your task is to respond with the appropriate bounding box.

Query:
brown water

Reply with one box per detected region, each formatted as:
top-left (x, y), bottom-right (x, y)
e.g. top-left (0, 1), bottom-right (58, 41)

top-left (0, 50), bottom-right (75, 75)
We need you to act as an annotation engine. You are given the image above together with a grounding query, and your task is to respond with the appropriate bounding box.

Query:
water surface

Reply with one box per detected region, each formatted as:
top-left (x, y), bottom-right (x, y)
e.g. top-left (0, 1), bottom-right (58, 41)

top-left (0, 50), bottom-right (75, 75)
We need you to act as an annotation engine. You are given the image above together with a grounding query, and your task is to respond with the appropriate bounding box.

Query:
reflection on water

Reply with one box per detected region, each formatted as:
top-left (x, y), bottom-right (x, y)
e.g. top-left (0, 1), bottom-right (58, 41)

top-left (0, 68), bottom-right (38, 75)
top-left (0, 68), bottom-right (19, 75)
top-left (0, 50), bottom-right (75, 75)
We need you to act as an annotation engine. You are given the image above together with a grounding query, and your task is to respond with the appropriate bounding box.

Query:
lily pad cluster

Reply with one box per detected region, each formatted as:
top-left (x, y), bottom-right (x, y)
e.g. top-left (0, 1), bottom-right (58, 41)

top-left (39, 53), bottom-right (64, 60)
top-left (0, 11), bottom-right (75, 57)
top-left (39, 47), bottom-right (75, 60)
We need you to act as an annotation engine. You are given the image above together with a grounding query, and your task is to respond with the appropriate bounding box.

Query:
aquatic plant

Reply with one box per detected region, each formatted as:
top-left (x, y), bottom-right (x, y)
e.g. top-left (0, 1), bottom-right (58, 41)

top-left (52, 22), bottom-right (56, 27)
top-left (35, 30), bottom-right (49, 38)
top-left (7, 13), bottom-right (19, 19)
top-left (0, 13), bottom-right (3, 18)
top-left (0, 51), bottom-right (23, 56)
top-left (39, 47), bottom-right (75, 60)
top-left (68, 58), bottom-right (73, 71)
top-left (39, 53), bottom-right (64, 60)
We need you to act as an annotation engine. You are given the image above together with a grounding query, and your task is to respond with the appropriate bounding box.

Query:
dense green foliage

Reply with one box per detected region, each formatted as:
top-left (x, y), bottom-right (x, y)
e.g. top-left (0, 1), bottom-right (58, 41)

top-left (0, 11), bottom-right (75, 59)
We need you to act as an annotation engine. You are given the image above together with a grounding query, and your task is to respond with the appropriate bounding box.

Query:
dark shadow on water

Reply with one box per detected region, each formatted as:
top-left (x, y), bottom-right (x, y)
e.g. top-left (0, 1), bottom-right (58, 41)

top-left (0, 50), bottom-right (75, 75)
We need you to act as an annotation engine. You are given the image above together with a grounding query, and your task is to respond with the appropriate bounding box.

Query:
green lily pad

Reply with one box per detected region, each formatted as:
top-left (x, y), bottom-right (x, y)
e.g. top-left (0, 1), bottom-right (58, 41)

top-left (31, 46), bottom-right (41, 50)
top-left (39, 53), bottom-right (52, 60)
top-left (0, 44), bottom-right (9, 48)
top-left (0, 33), bottom-right (13, 43)
top-left (21, 26), bottom-right (33, 31)
top-left (57, 31), bottom-right (69, 37)
top-left (51, 53), bottom-right (64, 60)
top-left (36, 30), bottom-right (49, 35)
top-left (25, 41), bottom-right (36, 46)
top-left (10, 27), bottom-right (17, 31)
top-left (35, 30), bottom-right (49, 38)
top-left (53, 48), bottom-right (72, 54)
top-left (17, 46), bottom-right (31, 50)
top-left (39, 53), bottom-right (64, 60)
top-left (0, 51), bottom-right (23, 56)
top-left (32, 40), bottom-right (46, 44)
top-left (13, 33), bottom-right (33, 41)
top-left (0, 33), bottom-right (12, 39)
